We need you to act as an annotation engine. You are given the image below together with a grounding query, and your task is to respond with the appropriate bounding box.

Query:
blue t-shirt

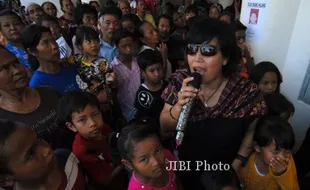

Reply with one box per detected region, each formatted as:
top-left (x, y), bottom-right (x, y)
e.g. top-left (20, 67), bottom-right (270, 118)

top-left (5, 43), bottom-right (31, 70)
top-left (29, 65), bottom-right (81, 94)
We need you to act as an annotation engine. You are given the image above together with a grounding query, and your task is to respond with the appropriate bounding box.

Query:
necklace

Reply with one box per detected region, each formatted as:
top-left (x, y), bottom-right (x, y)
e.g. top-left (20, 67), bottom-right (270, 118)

top-left (201, 78), bottom-right (224, 107)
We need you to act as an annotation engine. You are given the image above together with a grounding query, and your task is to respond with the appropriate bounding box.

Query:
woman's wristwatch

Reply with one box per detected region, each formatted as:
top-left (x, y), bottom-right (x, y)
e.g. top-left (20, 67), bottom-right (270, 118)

top-left (236, 154), bottom-right (248, 167)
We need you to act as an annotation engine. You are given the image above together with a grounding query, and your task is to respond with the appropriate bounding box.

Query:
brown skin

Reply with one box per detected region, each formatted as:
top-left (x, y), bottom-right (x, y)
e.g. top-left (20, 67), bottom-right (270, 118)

top-left (27, 4), bottom-right (45, 23)
top-left (61, 0), bottom-right (74, 21)
top-left (258, 72), bottom-right (278, 94)
top-left (0, 48), bottom-right (39, 114)
top-left (119, 1), bottom-right (130, 15)
top-left (142, 63), bottom-right (164, 91)
top-left (42, 2), bottom-right (57, 18)
top-left (0, 15), bottom-right (24, 47)
top-left (98, 14), bottom-right (121, 45)
top-left (157, 17), bottom-right (171, 42)
top-left (116, 36), bottom-right (134, 69)
top-left (82, 13), bottom-right (98, 28)
top-left (1, 123), bottom-right (62, 189)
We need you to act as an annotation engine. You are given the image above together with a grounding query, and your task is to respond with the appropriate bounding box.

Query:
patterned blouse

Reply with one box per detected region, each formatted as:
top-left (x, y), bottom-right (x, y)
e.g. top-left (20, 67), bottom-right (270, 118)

top-left (161, 69), bottom-right (267, 122)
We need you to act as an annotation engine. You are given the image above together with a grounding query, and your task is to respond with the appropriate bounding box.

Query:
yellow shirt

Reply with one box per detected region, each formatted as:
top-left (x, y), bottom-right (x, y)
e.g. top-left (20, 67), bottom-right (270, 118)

top-left (137, 13), bottom-right (156, 29)
top-left (240, 153), bottom-right (299, 190)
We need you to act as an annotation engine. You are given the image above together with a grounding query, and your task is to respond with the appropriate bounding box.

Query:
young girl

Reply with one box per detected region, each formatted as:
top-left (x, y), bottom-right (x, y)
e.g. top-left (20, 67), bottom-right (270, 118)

top-left (250, 61), bottom-right (282, 94)
top-left (117, 118), bottom-right (182, 190)
top-left (0, 120), bottom-right (87, 190)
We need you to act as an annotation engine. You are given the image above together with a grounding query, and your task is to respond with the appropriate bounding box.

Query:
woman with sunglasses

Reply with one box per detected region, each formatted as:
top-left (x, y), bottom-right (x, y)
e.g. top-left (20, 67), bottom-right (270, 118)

top-left (160, 18), bottom-right (267, 190)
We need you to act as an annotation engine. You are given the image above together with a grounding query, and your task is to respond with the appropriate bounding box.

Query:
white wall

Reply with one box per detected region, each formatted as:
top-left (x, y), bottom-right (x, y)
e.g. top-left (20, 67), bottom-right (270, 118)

top-left (241, 0), bottom-right (310, 149)
top-left (20, 0), bottom-right (63, 17)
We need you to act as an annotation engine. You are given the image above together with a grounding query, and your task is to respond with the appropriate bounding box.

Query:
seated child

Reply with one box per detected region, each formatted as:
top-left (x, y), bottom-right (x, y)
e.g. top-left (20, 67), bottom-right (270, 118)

top-left (0, 119), bottom-right (87, 190)
top-left (201, 169), bottom-right (242, 190)
top-left (238, 116), bottom-right (299, 190)
top-left (58, 91), bottom-right (126, 189)
top-left (134, 49), bottom-right (168, 123)
top-left (117, 118), bottom-right (182, 190)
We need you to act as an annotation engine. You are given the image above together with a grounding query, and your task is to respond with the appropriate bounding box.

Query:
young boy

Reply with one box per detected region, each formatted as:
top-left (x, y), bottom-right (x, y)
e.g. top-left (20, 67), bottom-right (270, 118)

top-left (238, 116), bottom-right (299, 190)
top-left (185, 5), bottom-right (198, 21)
top-left (111, 29), bottom-right (140, 122)
top-left (0, 119), bottom-right (87, 190)
top-left (134, 49), bottom-right (167, 123)
top-left (58, 91), bottom-right (126, 189)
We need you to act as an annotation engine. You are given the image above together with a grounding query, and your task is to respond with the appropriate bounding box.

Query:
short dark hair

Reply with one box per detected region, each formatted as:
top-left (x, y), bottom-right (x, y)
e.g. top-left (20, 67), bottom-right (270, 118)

top-left (35, 14), bottom-right (59, 26)
top-left (122, 13), bottom-right (140, 25)
top-left (89, 1), bottom-right (100, 7)
top-left (117, 118), bottom-right (160, 160)
top-left (264, 93), bottom-right (295, 118)
top-left (41, 1), bottom-right (57, 12)
top-left (186, 18), bottom-right (238, 77)
top-left (99, 5), bottom-right (122, 19)
top-left (201, 169), bottom-right (241, 190)
top-left (185, 5), bottom-right (198, 15)
top-left (219, 11), bottom-right (235, 23)
top-left (0, 9), bottom-right (22, 30)
top-left (21, 24), bottom-right (51, 70)
top-left (156, 14), bottom-right (173, 28)
top-left (0, 120), bottom-right (18, 179)
top-left (57, 91), bottom-right (100, 124)
top-left (235, 20), bottom-right (247, 31)
top-left (74, 3), bottom-right (98, 26)
top-left (75, 25), bottom-right (99, 48)
top-left (249, 61), bottom-right (283, 93)
top-left (115, 28), bottom-right (134, 46)
top-left (137, 49), bottom-right (163, 71)
top-left (254, 116), bottom-right (295, 150)
top-left (135, 20), bottom-right (149, 39)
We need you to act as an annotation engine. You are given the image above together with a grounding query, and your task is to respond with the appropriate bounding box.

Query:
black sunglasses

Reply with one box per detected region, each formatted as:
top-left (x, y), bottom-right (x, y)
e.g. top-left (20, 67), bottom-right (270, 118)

top-left (185, 43), bottom-right (218, 56)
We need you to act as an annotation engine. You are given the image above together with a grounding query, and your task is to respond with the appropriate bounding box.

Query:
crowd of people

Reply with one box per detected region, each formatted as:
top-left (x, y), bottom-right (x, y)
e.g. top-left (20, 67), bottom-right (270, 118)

top-left (0, 0), bottom-right (309, 190)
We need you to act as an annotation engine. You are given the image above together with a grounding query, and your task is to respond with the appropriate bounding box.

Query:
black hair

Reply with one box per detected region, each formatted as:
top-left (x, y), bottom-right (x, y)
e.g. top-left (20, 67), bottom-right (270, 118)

top-left (186, 18), bottom-right (238, 77)
top-left (21, 24), bottom-right (51, 71)
top-left (235, 20), bottom-right (247, 31)
top-left (122, 13), bottom-right (140, 25)
top-left (0, 9), bottom-right (23, 30)
top-left (209, 3), bottom-right (224, 13)
top-left (137, 49), bottom-right (162, 70)
top-left (99, 6), bottom-right (122, 19)
top-left (105, 0), bottom-right (116, 7)
top-left (254, 116), bottom-right (295, 150)
top-left (156, 14), bottom-right (173, 28)
top-left (135, 20), bottom-right (149, 39)
top-left (249, 61), bottom-right (283, 93)
top-left (185, 5), bottom-right (198, 15)
top-left (75, 25), bottom-right (99, 48)
top-left (0, 120), bottom-right (18, 179)
top-left (74, 3), bottom-right (98, 26)
top-left (115, 28), bottom-right (134, 46)
top-left (57, 91), bottom-right (100, 124)
top-left (117, 118), bottom-right (160, 160)
top-left (219, 11), bottom-right (235, 23)
top-left (89, 1), bottom-right (100, 7)
top-left (264, 93), bottom-right (295, 119)
top-left (41, 1), bottom-right (57, 12)
top-left (118, 0), bottom-right (130, 8)
top-left (201, 169), bottom-right (242, 190)
top-left (35, 13), bottom-right (59, 26)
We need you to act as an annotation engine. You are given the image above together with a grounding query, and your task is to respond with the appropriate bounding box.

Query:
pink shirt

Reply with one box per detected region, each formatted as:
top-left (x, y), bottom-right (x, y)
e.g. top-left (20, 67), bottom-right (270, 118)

top-left (128, 150), bottom-right (177, 190)
top-left (111, 57), bottom-right (141, 121)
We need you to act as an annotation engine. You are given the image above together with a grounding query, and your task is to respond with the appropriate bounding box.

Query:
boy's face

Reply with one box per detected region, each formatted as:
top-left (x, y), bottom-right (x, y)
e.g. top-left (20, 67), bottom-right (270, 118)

top-left (158, 17), bottom-right (171, 39)
top-left (69, 104), bottom-right (104, 140)
top-left (41, 20), bottom-right (61, 39)
top-left (122, 20), bottom-right (135, 33)
top-left (81, 38), bottom-right (100, 57)
top-left (82, 13), bottom-right (97, 28)
top-left (124, 135), bottom-right (166, 179)
top-left (0, 15), bottom-right (24, 42)
top-left (62, 0), bottom-right (74, 14)
top-left (255, 140), bottom-right (291, 165)
top-left (117, 36), bottom-right (134, 57)
top-left (235, 30), bottom-right (246, 46)
top-left (142, 63), bottom-right (164, 84)
top-left (3, 124), bottom-right (56, 185)
top-left (185, 12), bottom-right (196, 21)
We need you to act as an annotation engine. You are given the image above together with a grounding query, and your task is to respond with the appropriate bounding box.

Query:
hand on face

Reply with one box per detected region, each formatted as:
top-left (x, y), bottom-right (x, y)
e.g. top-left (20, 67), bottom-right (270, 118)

top-left (270, 157), bottom-right (289, 176)
top-left (177, 77), bottom-right (199, 107)
top-left (159, 42), bottom-right (168, 59)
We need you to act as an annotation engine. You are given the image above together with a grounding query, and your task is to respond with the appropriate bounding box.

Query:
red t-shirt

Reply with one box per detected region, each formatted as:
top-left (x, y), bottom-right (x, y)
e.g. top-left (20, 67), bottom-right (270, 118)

top-left (72, 125), bottom-right (114, 185)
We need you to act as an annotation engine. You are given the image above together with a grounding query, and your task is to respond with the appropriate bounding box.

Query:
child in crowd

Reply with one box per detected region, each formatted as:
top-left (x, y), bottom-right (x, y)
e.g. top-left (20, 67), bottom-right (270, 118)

top-left (264, 93), bottom-right (295, 120)
top-left (134, 49), bottom-right (167, 123)
top-left (36, 14), bottom-right (73, 59)
top-left (58, 91), bottom-right (127, 189)
top-left (121, 13), bottom-right (140, 34)
top-left (200, 169), bottom-right (242, 190)
top-left (111, 28), bottom-right (140, 122)
top-left (0, 10), bottom-right (30, 70)
top-left (0, 119), bottom-right (87, 190)
top-left (235, 20), bottom-right (254, 78)
top-left (250, 61), bottom-right (283, 94)
top-left (117, 118), bottom-right (182, 190)
top-left (237, 116), bottom-right (299, 190)
top-left (74, 25), bottom-right (125, 131)
top-left (185, 5), bottom-right (198, 21)
top-left (72, 3), bottom-right (98, 55)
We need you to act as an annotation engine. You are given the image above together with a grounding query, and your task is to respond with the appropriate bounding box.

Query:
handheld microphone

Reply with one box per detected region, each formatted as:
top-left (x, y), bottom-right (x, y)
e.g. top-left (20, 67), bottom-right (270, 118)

top-left (175, 71), bottom-right (202, 147)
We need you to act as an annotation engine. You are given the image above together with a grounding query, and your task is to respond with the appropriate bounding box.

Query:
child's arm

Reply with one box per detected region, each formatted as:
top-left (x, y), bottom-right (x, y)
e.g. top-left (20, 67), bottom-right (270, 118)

top-left (103, 164), bottom-right (124, 186)
top-left (271, 156), bottom-right (299, 190)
